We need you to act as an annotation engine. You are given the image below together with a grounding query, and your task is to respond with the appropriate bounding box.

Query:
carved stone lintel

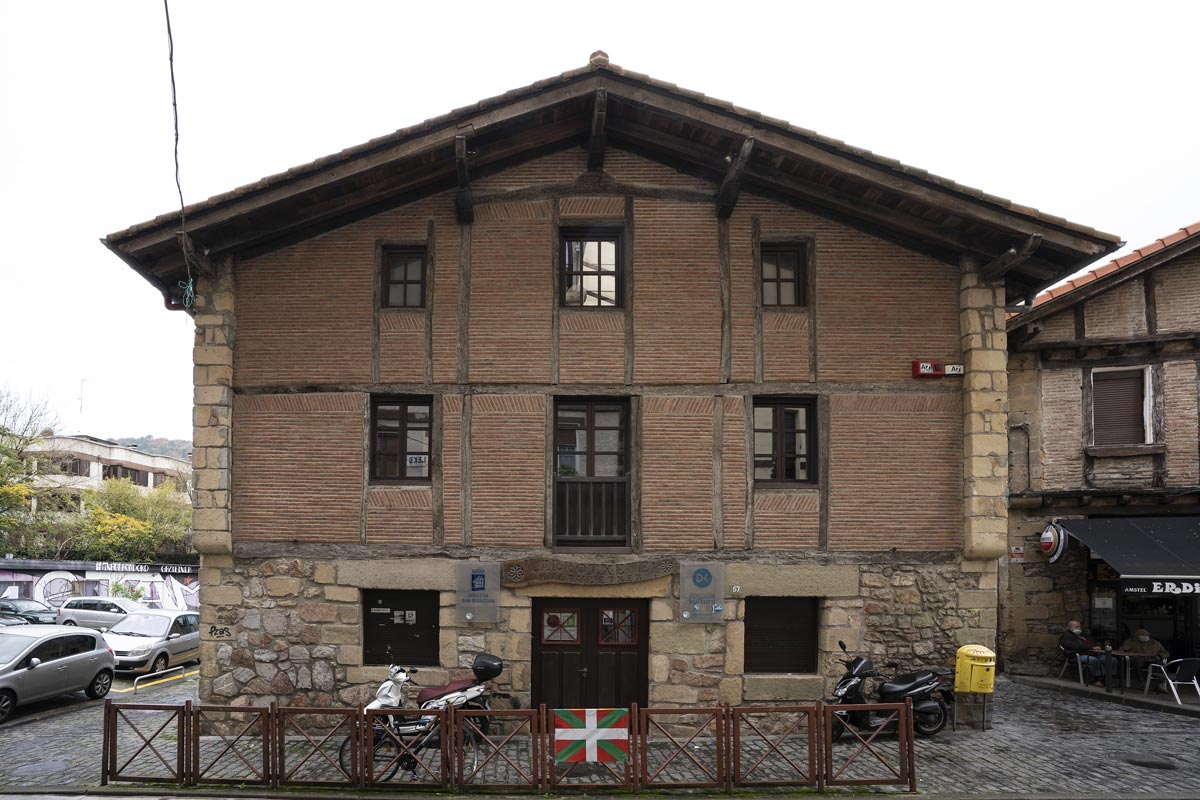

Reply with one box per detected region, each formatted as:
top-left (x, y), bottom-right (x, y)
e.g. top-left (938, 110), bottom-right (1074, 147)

top-left (501, 556), bottom-right (676, 587)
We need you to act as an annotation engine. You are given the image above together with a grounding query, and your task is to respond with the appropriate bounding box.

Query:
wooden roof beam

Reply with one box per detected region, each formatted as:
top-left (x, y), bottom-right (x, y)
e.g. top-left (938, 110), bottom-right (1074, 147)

top-left (455, 135), bottom-right (474, 225)
top-left (979, 234), bottom-right (1042, 281)
top-left (715, 137), bottom-right (754, 219)
top-left (587, 88), bottom-right (608, 172)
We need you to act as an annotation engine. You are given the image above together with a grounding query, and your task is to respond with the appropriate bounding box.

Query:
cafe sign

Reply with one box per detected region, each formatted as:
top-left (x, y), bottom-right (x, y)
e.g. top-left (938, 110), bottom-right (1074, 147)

top-left (1040, 524), bottom-right (1067, 563)
top-left (1122, 578), bottom-right (1200, 595)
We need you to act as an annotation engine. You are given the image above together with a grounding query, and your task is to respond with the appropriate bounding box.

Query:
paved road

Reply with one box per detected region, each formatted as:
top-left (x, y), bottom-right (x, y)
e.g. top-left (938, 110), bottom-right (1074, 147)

top-left (1, 675), bottom-right (1198, 797)
top-left (0, 667), bottom-right (200, 787)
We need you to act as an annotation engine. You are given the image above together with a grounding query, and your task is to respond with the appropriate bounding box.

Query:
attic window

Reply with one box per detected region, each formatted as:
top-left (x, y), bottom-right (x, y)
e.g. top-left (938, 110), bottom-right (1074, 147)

top-left (561, 229), bottom-right (621, 308)
top-left (761, 243), bottom-right (808, 307)
top-left (382, 247), bottom-right (426, 308)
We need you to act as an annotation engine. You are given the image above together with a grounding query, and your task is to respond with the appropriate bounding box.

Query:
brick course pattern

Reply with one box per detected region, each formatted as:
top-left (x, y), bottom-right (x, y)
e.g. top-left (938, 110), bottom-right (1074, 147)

top-left (232, 393), bottom-right (366, 543)
top-left (469, 394), bottom-right (545, 547)
top-left (469, 206), bottom-right (554, 384)
top-left (754, 490), bottom-right (820, 549)
top-left (828, 393), bottom-right (962, 550)
top-left (632, 200), bottom-right (721, 383)
top-left (720, 396), bottom-right (747, 547)
top-left (365, 486), bottom-right (433, 545)
top-left (1164, 360), bottom-right (1200, 485)
top-left (1084, 277), bottom-right (1148, 339)
top-left (1039, 369), bottom-right (1084, 489)
top-left (1154, 249), bottom-right (1200, 333)
top-left (641, 396), bottom-right (714, 552)
top-left (559, 309), bottom-right (626, 384)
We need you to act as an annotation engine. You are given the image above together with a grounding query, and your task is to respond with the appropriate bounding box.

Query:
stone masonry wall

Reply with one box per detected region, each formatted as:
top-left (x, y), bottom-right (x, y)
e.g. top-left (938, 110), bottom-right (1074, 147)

top-left (199, 553), bottom-right (995, 708)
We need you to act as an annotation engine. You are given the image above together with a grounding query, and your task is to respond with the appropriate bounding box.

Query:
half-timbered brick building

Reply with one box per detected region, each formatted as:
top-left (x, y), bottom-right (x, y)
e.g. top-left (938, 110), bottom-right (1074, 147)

top-left (105, 53), bottom-right (1119, 708)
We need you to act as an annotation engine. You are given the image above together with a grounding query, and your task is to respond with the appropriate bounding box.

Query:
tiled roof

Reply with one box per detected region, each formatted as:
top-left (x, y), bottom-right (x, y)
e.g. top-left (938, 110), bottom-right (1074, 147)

top-left (1026, 221), bottom-right (1200, 307)
top-left (106, 52), bottom-right (1120, 246)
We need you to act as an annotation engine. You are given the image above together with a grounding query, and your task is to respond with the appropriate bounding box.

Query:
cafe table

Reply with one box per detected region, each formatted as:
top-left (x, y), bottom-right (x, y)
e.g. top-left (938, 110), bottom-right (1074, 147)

top-left (1107, 650), bottom-right (1159, 693)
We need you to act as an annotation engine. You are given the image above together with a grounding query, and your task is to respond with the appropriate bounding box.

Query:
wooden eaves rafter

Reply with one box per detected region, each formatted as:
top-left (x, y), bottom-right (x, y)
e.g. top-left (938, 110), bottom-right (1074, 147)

top-left (715, 137), bottom-right (754, 219)
top-left (455, 134), bottom-right (474, 224)
top-left (587, 88), bottom-right (608, 172)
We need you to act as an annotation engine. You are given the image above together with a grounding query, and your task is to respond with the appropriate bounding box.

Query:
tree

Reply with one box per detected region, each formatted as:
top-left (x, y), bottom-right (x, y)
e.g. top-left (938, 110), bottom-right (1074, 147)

top-left (0, 388), bottom-right (56, 492)
top-left (76, 479), bottom-right (191, 561)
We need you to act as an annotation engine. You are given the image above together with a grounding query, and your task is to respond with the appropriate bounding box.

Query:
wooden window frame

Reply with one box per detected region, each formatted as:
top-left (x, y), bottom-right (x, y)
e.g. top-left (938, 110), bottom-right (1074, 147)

top-left (541, 608), bottom-right (581, 645)
top-left (370, 396), bottom-right (433, 484)
top-left (381, 246), bottom-right (427, 309)
top-left (744, 596), bottom-right (819, 673)
top-left (753, 397), bottom-right (818, 485)
top-left (555, 399), bottom-right (629, 479)
top-left (760, 242), bottom-right (809, 308)
top-left (597, 607), bottom-right (639, 646)
top-left (560, 227), bottom-right (623, 309)
top-left (1091, 366), bottom-right (1151, 447)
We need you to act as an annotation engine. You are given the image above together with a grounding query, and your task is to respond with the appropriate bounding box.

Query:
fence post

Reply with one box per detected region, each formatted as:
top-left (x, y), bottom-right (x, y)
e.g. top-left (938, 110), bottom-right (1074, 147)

top-left (181, 699), bottom-right (191, 785)
top-left (629, 703), bottom-right (639, 794)
top-left (269, 702), bottom-right (279, 789)
top-left (100, 699), bottom-right (111, 786)
top-left (722, 703), bottom-right (731, 793)
top-left (814, 700), bottom-right (824, 793)
top-left (905, 697), bottom-right (916, 793)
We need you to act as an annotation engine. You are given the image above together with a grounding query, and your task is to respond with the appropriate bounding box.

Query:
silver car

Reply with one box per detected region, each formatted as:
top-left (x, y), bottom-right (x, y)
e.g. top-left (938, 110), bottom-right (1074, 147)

top-left (56, 596), bottom-right (146, 629)
top-left (0, 624), bottom-right (114, 723)
top-left (102, 609), bottom-right (200, 674)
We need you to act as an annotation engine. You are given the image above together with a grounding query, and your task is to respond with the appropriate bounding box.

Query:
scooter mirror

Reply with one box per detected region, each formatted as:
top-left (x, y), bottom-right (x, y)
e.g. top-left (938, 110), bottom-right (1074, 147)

top-left (838, 640), bottom-right (847, 653)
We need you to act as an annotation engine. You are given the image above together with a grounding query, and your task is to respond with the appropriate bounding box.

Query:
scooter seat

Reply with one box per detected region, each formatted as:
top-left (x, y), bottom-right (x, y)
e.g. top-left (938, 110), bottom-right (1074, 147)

top-left (878, 670), bottom-right (936, 696)
top-left (417, 678), bottom-right (476, 705)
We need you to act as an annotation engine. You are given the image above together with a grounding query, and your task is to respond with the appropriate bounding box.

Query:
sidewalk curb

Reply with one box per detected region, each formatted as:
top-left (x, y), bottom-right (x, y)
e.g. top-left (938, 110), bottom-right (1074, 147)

top-left (1008, 674), bottom-right (1200, 718)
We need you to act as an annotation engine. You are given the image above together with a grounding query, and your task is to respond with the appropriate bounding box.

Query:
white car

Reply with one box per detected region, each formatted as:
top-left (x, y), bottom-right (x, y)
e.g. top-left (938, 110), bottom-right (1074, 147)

top-left (0, 625), bottom-right (114, 723)
top-left (56, 596), bottom-right (147, 629)
top-left (102, 609), bottom-right (200, 674)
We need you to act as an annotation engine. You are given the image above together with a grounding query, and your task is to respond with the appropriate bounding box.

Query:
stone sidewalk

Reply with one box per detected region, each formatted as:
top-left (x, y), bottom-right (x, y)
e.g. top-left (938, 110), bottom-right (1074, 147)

top-left (1, 675), bottom-right (1199, 797)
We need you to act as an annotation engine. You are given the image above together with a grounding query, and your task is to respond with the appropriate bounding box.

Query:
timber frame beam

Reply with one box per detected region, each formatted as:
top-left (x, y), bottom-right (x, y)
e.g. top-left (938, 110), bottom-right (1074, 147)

top-left (980, 234), bottom-right (1043, 282)
top-left (715, 137), bottom-right (754, 219)
top-left (587, 88), bottom-right (608, 172)
top-left (455, 135), bottom-right (474, 225)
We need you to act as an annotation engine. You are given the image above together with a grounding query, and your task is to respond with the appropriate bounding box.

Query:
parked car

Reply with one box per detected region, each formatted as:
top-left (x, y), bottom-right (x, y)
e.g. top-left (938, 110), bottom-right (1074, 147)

top-left (102, 609), bottom-right (200, 674)
top-left (0, 598), bottom-right (57, 625)
top-left (0, 615), bottom-right (30, 627)
top-left (56, 596), bottom-right (146, 629)
top-left (0, 624), bottom-right (114, 723)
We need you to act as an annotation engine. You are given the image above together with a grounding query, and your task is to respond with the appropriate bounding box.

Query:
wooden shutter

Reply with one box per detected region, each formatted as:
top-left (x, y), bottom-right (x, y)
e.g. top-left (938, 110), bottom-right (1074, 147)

top-left (744, 597), bottom-right (817, 673)
top-left (1093, 370), bottom-right (1146, 446)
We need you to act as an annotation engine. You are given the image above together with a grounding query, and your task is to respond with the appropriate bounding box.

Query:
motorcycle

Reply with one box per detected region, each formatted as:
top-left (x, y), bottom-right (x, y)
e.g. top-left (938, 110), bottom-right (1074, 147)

top-left (339, 652), bottom-right (503, 781)
top-left (828, 640), bottom-right (952, 740)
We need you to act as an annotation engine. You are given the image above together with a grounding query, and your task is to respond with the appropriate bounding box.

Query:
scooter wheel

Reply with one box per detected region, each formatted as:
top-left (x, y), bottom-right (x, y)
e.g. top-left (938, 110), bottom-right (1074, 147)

top-left (913, 701), bottom-right (948, 737)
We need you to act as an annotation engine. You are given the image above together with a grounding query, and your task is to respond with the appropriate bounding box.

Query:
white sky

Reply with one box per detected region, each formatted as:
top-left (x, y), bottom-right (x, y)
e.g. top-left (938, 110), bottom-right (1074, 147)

top-left (2, 1), bottom-right (1198, 442)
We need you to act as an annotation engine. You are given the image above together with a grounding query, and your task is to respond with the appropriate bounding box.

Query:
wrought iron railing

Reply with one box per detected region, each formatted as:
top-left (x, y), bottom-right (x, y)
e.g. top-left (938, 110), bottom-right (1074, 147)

top-left (555, 476), bottom-right (630, 545)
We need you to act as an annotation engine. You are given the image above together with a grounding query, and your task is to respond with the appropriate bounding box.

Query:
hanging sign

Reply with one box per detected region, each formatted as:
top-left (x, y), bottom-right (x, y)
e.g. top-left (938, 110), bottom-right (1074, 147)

top-left (553, 708), bottom-right (629, 762)
top-left (1040, 524), bottom-right (1067, 563)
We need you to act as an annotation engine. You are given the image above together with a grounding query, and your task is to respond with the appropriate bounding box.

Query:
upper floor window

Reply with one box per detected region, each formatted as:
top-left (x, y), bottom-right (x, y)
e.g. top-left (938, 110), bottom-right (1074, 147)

top-left (554, 398), bottom-right (629, 547)
top-left (561, 229), bottom-right (621, 308)
top-left (371, 397), bottom-right (431, 482)
top-left (382, 247), bottom-right (426, 308)
top-left (754, 397), bottom-right (816, 484)
top-left (1092, 368), bottom-right (1150, 446)
top-left (761, 243), bottom-right (808, 307)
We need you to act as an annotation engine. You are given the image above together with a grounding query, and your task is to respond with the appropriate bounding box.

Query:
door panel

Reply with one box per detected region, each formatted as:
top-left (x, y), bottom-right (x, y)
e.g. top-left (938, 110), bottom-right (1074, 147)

top-left (533, 598), bottom-right (647, 709)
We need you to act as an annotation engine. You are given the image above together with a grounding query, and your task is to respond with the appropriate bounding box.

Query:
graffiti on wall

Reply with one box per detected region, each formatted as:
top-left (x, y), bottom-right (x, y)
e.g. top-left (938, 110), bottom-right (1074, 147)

top-left (0, 564), bottom-right (198, 610)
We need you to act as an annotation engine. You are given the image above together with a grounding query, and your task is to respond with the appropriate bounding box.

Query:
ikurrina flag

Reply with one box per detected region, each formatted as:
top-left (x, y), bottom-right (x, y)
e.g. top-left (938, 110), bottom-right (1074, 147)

top-left (553, 708), bottom-right (629, 762)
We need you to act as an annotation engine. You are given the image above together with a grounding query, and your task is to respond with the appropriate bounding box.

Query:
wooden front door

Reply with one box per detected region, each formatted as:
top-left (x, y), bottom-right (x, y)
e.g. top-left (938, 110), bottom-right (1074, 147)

top-left (532, 598), bottom-right (648, 709)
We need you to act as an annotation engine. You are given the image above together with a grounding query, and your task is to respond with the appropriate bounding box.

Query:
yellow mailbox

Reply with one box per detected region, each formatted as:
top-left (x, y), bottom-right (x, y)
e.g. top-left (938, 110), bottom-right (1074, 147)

top-left (954, 644), bottom-right (996, 694)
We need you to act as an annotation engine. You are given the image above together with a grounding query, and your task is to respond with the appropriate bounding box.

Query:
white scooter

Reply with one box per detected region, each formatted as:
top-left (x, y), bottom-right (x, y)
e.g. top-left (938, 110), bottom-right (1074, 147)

top-left (339, 653), bottom-right (503, 781)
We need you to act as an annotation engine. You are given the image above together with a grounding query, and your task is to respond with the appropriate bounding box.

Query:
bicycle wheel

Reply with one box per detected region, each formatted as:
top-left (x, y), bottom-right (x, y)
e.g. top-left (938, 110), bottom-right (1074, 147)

top-left (459, 727), bottom-right (481, 779)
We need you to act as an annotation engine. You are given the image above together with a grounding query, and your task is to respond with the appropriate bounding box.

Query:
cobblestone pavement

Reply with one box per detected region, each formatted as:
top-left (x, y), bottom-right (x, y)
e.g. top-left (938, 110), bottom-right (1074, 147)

top-left (2, 675), bottom-right (1199, 797)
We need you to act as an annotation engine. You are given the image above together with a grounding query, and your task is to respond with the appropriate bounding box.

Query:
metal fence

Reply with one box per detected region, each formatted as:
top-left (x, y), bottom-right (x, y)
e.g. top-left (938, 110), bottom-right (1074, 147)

top-left (101, 698), bottom-right (917, 792)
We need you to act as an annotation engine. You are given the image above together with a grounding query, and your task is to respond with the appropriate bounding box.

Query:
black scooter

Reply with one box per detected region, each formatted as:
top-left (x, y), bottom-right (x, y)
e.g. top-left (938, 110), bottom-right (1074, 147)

top-left (828, 640), bottom-right (952, 740)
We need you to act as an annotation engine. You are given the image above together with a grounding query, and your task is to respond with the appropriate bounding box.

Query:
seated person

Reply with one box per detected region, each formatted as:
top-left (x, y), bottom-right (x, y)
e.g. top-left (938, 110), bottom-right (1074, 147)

top-left (1059, 620), bottom-right (1116, 687)
top-left (1119, 628), bottom-right (1170, 684)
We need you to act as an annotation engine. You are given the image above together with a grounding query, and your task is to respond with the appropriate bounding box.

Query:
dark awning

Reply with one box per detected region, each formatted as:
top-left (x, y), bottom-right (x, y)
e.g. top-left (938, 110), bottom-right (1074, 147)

top-left (1058, 517), bottom-right (1200, 579)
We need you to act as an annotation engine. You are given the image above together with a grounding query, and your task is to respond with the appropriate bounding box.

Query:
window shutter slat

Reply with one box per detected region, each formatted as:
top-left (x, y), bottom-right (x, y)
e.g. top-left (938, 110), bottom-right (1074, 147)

top-left (1093, 371), bottom-right (1146, 446)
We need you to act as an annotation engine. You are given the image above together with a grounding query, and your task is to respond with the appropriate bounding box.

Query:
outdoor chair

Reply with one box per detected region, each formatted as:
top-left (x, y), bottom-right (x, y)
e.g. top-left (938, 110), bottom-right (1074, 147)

top-left (1143, 658), bottom-right (1200, 705)
top-left (1057, 646), bottom-right (1087, 685)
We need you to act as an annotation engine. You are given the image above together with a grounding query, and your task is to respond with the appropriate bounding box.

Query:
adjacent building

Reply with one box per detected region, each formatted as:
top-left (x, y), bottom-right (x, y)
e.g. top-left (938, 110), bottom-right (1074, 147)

top-left (104, 54), bottom-right (1119, 708)
top-left (26, 435), bottom-right (191, 512)
top-left (1002, 222), bottom-right (1200, 672)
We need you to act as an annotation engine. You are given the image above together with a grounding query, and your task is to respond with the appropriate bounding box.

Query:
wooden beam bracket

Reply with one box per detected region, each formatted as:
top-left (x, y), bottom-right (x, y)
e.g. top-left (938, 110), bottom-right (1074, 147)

top-left (174, 231), bottom-right (216, 278)
top-left (455, 135), bottom-right (474, 225)
top-left (587, 88), bottom-right (608, 172)
top-left (980, 234), bottom-right (1043, 282)
top-left (715, 137), bottom-right (754, 219)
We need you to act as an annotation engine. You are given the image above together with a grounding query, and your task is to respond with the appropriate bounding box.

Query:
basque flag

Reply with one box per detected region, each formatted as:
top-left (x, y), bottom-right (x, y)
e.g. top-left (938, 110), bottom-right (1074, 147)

top-left (553, 708), bottom-right (629, 762)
